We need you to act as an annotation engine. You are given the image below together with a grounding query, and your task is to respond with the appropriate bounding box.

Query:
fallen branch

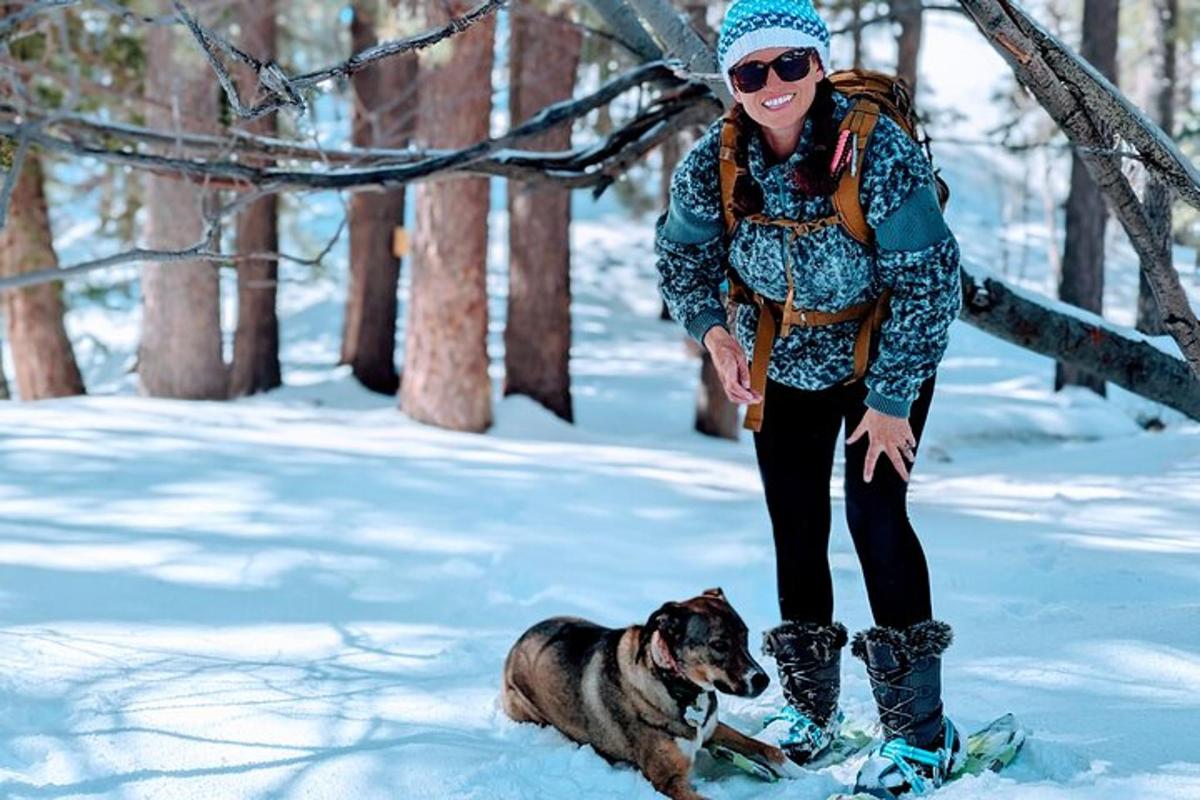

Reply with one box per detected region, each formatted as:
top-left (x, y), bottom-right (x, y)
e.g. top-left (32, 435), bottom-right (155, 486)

top-left (961, 264), bottom-right (1200, 421)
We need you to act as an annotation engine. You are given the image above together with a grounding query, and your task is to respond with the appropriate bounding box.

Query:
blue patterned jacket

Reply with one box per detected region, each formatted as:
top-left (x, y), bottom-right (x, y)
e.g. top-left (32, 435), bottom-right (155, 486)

top-left (654, 90), bottom-right (962, 418)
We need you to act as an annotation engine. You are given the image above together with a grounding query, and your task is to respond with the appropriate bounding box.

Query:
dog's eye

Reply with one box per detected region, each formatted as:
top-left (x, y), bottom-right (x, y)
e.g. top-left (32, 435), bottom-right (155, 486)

top-left (709, 639), bottom-right (730, 654)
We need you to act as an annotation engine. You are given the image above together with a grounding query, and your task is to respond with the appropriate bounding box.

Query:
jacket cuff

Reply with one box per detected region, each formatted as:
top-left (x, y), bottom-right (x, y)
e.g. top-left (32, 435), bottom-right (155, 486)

top-left (686, 308), bottom-right (728, 346)
top-left (865, 388), bottom-right (912, 419)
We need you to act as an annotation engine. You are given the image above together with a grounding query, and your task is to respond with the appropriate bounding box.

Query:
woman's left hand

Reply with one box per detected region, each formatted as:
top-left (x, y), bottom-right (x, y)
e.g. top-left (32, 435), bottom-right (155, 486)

top-left (846, 408), bottom-right (916, 483)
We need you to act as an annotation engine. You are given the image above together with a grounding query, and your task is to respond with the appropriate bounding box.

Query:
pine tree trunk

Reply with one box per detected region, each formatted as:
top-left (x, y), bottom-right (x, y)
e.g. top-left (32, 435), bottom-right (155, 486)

top-left (230, 0), bottom-right (282, 398)
top-left (400, 0), bottom-right (494, 431)
top-left (1137, 0), bottom-right (1176, 336)
top-left (341, 0), bottom-right (417, 395)
top-left (893, 0), bottom-right (923, 99)
top-left (1055, 0), bottom-right (1117, 395)
top-left (139, 20), bottom-right (226, 399)
top-left (0, 155), bottom-right (85, 400)
top-left (505, 1), bottom-right (581, 422)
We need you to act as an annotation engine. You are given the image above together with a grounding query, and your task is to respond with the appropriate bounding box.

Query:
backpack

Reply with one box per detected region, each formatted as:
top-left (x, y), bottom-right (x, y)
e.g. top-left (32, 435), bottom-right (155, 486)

top-left (715, 69), bottom-right (948, 432)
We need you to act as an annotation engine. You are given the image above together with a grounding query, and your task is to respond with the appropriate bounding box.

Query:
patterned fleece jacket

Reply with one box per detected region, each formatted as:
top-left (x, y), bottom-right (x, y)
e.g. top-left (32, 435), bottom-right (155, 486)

top-left (654, 90), bottom-right (962, 418)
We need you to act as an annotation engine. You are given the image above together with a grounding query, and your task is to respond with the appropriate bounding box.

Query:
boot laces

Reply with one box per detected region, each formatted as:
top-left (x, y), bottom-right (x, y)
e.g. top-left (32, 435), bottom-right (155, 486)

top-left (777, 657), bottom-right (836, 723)
top-left (864, 661), bottom-right (918, 740)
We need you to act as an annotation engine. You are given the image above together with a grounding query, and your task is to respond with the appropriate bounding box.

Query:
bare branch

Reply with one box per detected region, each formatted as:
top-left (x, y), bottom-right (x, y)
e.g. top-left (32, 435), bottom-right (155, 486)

top-left (172, 0), bottom-right (507, 120)
top-left (0, 61), bottom-right (710, 189)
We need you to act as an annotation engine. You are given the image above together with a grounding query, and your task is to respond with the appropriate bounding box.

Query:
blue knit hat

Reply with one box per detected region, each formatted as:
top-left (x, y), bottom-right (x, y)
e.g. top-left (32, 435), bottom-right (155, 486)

top-left (717, 0), bottom-right (831, 96)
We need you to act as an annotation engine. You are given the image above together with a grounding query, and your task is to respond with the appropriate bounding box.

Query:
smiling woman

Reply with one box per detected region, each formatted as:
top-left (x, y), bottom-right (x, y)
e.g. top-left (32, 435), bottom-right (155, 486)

top-left (653, 0), bottom-right (968, 794)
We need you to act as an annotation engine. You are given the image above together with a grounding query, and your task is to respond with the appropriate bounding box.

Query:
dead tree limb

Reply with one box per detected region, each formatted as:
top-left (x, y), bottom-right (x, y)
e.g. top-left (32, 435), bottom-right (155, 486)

top-left (957, 0), bottom-right (1200, 381)
top-left (172, 0), bottom-right (507, 120)
top-left (625, 0), bottom-right (731, 104)
top-left (580, 0), bottom-right (663, 61)
top-left (961, 266), bottom-right (1200, 420)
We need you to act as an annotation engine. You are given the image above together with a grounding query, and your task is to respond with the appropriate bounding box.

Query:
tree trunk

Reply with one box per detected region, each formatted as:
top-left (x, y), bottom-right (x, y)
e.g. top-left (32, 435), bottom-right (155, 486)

top-left (0, 154), bottom-right (85, 400)
top-left (852, 0), bottom-right (864, 69)
top-left (341, 0), bottom-right (417, 395)
top-left (230, 0), bottom-right (281, 398)
top-left (400, 0), bottom-right (494, 432)
top-left (139, 19), bottom-right (226, 399)
top-left (893, 0), bottom-right (923, 99)
top-left (1137, 0), bottom-right (1176, 336)
top-left (1055, 0), bottom-right (1117, 395)
top-left (505, 0), bottom-right (581, 422)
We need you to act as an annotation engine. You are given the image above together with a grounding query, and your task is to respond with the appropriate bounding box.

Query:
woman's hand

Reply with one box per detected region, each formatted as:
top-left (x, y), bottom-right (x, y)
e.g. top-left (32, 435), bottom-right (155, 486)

top-left (703, 326), bottom-right (763, 405)
top-left (846, 408), bottom-right (916, 483)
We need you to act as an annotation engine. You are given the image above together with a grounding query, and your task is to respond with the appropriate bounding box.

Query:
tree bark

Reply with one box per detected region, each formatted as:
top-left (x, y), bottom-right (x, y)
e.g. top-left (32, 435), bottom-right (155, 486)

top-left (1138, 0), bottom-right (1176, 336)
top-left (400, 0), bottom-right (494, 432)
top-left (1055, 0), bottom-right (1117, 395)
top-left (894, 0), bottom-right (924, 98)
top-left (139, 17), bottom-right (226, 399)
top-left (230, 0), bottom-right (281, 397)
top-left (505, 0), bottom-right (581, 422)
top-left (341, 0), bottom-right (418, 395)
top-left (0, 154), bottom-right (85, 400)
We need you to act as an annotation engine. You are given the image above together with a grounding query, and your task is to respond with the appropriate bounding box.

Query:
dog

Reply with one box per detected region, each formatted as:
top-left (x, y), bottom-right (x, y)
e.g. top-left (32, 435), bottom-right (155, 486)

top-left (501, 588), bottom-right (789, 800)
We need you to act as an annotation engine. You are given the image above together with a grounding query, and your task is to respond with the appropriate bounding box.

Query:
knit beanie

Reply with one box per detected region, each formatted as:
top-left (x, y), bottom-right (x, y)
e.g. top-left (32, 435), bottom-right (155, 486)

top-left (717, 0), bottom-right (831, 96)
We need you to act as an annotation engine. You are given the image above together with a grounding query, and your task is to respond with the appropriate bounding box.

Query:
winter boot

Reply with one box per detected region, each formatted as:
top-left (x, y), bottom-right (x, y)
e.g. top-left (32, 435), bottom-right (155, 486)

top-left (761, 620), bottom-right (848, 765)
top-left (851, 620), bottom-right (965, 797)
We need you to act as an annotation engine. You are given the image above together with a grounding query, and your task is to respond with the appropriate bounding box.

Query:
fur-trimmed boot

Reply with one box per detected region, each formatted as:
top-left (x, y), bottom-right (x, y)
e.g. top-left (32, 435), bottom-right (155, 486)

top-left (851, 620), bottom-right (965, 797)
top-left (761, 620), bottom-right (848, 765)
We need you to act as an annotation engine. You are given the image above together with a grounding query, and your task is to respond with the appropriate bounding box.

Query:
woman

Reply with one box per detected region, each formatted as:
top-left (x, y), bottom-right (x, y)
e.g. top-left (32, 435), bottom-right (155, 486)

top-left (654, 0), bottom-right (964, 796)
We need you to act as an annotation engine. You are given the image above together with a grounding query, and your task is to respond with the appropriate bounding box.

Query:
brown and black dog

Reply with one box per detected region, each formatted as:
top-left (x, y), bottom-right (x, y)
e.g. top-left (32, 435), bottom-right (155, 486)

top-left (501, 588), bottom-right (789, 800)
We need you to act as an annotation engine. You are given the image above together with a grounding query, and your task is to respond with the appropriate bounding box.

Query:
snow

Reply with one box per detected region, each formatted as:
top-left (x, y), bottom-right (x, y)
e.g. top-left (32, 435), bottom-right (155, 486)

top-left (3, 9), bottom-right (1200, 800)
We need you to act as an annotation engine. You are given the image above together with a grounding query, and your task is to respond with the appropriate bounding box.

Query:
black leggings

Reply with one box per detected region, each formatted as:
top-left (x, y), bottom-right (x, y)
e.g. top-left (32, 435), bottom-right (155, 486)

top-left (753, 374), bottom-right (938, 630)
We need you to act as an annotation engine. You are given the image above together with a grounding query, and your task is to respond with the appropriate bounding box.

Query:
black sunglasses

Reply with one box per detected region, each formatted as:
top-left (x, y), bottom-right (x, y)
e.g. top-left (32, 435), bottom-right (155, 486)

top-left (728, 48), bottom-right (817, 94)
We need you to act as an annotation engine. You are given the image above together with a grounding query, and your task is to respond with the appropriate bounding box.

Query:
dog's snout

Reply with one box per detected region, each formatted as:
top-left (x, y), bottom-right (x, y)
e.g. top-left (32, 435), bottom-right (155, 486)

top-left (749, 670), bottom-right (769, 697)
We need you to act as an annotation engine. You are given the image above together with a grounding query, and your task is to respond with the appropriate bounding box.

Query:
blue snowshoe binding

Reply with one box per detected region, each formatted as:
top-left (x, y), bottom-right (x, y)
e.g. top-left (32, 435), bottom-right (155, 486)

top-left (761, 620), bottom-right (848, 765)
top-left (851, 619), bottom-right (965, 797)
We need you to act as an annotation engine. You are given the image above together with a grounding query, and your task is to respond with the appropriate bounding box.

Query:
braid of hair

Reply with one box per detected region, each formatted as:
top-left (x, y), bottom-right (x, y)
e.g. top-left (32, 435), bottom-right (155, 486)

top-left (790, 77), bottom-right (840, 197)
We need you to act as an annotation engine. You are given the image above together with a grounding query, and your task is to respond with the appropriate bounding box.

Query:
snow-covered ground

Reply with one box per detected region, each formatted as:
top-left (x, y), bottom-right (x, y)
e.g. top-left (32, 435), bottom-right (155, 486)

top-left (3, 202), bottom-right (1199, 798)
top-left (3, 9), bottom-right (1200, 800)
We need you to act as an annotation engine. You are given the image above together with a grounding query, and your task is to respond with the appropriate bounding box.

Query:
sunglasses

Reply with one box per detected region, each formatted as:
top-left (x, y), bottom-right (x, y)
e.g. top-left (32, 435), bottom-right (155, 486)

top-left (728, 48), bottom-right (817, 94)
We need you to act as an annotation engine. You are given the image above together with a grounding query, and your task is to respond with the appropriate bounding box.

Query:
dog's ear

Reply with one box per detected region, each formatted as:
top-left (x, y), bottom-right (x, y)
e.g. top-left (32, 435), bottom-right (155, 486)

top-left (645, 601), bottom-right (685, 643)
top-left (702, 587), bottom-right (726, 601)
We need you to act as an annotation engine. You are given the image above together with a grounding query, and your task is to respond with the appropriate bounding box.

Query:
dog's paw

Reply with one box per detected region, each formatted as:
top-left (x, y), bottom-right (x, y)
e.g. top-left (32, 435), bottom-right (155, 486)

top-left (763, 744), bottom-right (788, 765)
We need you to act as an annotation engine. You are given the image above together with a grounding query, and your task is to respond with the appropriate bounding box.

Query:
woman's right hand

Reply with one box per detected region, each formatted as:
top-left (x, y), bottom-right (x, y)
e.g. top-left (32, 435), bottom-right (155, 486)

top-left (703, 326), bottom-right (763, 405)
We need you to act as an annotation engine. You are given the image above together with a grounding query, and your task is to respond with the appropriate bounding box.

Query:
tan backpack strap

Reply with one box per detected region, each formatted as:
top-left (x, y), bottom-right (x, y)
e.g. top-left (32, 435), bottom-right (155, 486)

top-left (833, 99), bottom-right (880, 246)
top-left (848, 288), bottom-right (893, 382)
top-left (742, 297), bottom-right (776, 433)
top-left (718, 110), bottom-right (742, 234)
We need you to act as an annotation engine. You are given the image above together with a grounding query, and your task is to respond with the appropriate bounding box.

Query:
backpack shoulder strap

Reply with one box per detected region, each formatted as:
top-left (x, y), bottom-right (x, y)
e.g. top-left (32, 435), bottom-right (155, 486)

top-left (833, 98), bottom-right (880, 246)
top-left (718, 108), bottom-right (743, 235)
